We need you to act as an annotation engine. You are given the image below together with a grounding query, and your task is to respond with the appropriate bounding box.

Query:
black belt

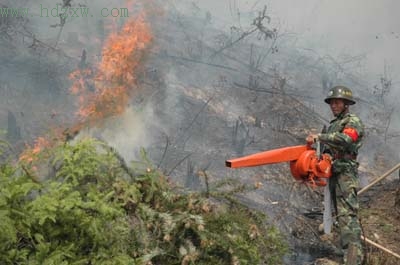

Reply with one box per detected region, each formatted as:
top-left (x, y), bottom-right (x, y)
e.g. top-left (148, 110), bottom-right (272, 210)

top-left (333, 153), bottom-right (357, 160)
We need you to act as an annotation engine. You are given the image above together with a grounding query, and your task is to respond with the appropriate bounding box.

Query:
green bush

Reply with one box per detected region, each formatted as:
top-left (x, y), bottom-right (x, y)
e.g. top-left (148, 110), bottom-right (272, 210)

top-left (0, 138), bottom-right (287, 264)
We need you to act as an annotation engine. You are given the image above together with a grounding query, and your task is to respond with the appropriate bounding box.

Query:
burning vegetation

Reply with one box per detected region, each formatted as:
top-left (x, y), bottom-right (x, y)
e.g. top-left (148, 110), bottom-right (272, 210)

top-left (70, 15), bottom-right (152, 125)
top-left (1, 1), bottom-right (289, 264)
top-left (20, 9), bottom-right (152, 166)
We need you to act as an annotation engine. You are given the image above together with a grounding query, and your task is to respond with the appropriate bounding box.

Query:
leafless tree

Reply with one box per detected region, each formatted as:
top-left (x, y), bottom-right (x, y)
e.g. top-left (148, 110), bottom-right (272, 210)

top-left (211, 5), bottom-right (277, 58)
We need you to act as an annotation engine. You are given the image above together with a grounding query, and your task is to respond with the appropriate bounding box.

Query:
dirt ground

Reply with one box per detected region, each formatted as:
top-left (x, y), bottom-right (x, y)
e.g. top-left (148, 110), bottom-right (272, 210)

top-left (313, 175), bottom-right (400, 265)
top-left (294, 168), bottom-right (400, 265)
top-left (360, 176), bottom-right (400, 265)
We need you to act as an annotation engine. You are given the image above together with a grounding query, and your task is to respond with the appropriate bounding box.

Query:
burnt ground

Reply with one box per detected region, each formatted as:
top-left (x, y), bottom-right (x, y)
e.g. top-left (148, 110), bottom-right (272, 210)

top-left (360, 177), bottom-right (400, 265)
top-left (305, 175), bottom-right (400, 265)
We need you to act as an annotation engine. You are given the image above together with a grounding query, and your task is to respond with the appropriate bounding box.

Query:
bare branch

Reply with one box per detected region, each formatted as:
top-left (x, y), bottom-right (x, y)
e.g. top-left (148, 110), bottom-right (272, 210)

top-left (210, 5), bottom-right (277, 58)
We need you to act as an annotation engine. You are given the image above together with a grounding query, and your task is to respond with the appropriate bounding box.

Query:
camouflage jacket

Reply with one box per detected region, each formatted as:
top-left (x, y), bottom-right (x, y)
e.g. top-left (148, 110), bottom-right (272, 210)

top-left (318, 112), bottom-right (365, 161)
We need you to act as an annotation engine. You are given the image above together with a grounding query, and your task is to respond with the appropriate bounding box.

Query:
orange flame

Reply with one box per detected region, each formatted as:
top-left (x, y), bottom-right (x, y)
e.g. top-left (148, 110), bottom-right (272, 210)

top-left (19, 8), bottom-right (153, 165)
top-left (19, 137), bottom-right (53, 163)
top-left (70, 14), bottom-right (152, 127)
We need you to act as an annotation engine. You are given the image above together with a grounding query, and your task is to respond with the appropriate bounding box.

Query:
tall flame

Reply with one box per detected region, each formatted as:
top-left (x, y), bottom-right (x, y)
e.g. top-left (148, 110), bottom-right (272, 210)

top-left (70, 14), bottom-right (152, 127)
top-left (20, 8), bottom-right (153, 165)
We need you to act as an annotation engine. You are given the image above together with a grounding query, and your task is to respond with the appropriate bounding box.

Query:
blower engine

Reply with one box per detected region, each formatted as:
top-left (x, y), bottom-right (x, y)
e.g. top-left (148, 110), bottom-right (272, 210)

top-left (225, 142), bottom-right (332, 186)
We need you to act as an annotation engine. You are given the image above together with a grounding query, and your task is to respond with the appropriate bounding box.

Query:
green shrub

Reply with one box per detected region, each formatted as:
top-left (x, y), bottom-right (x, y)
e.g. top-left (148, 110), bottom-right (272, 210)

top-left (0, 138), bottom-right (287, 264)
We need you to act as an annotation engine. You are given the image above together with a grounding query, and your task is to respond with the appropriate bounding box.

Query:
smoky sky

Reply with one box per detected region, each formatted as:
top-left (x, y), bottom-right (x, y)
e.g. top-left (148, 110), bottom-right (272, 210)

top-left (194, 0), bottom-right (400, 80)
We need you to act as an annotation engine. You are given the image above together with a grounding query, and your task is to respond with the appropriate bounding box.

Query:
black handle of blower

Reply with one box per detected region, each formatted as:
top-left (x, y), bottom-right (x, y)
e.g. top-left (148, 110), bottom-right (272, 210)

top-left (319, 125), bottom-right (327, 159)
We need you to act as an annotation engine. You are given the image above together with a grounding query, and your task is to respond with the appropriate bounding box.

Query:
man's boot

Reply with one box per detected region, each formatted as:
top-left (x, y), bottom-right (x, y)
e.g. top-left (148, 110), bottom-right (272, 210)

top-left (344, 243), bottom-right (361, 265)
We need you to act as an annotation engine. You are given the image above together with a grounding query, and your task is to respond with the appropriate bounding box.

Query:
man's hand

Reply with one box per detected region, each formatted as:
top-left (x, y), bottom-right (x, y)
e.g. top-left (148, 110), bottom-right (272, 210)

top-left (306, 133), bottom-right (319, 145)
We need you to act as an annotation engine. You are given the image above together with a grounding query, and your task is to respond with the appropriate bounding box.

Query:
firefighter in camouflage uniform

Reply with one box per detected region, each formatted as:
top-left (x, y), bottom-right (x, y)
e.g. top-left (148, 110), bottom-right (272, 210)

top-left (307, 86), bottom-right (365, 265)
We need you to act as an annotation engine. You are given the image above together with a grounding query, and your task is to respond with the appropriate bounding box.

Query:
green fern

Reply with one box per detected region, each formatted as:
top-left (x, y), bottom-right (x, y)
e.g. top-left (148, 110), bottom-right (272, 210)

top-left (0, 138), bottom-right (287, 264)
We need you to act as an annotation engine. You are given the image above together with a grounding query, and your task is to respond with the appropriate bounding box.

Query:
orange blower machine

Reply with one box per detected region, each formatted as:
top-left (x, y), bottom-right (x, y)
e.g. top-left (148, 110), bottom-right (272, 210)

top-left (225, 142), bottom-right (332, 186)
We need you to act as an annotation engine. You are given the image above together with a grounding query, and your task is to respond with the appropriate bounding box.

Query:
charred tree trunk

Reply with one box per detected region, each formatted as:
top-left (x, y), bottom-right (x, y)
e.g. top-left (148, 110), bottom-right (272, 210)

top-left (395, 171), bottom-right (400, 210)
top-left (396, 189), bottom-right (400, 208)
top-left (7, 111), bottom-right (21, 143)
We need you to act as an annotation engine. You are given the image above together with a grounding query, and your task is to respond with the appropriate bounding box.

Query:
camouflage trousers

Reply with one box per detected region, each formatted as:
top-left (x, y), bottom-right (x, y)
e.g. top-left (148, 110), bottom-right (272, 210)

top-left (330, 160), bottom-right (363, 265)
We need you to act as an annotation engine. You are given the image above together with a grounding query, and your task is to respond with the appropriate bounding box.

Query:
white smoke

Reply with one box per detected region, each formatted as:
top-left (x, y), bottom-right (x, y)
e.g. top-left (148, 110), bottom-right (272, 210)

top-left (195, 0), bottom-right (400, 77)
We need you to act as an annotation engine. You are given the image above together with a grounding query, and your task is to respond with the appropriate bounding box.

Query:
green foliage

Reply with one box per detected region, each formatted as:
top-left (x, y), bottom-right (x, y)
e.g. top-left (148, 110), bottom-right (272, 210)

top-left (0, 138), bottom-right (287, 264)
